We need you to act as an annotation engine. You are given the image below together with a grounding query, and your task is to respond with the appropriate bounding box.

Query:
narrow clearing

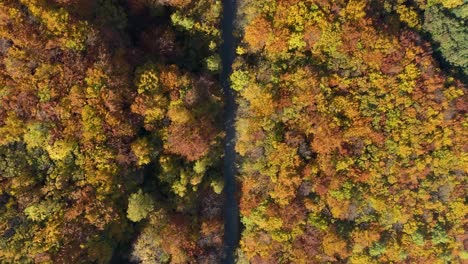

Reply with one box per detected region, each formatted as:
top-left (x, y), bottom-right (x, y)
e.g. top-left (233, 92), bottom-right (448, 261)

top-left (220, 0), bottom-right (239, 263)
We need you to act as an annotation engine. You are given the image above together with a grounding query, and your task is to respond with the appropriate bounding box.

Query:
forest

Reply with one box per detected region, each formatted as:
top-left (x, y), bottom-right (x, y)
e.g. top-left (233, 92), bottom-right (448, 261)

top-left (0, 0), bottom-right (466, 263)
top-left (234, 0), bottom-right (467, 263)
top-left (0, 0), bottom-right (225, 263)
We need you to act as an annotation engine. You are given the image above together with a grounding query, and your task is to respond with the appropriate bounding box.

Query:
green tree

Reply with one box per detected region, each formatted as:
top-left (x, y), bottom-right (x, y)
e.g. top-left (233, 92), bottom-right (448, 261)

top-left (131, 138), bottom-right (153, 166)
top-left (424, 4), bottom-right (468, 74)
top-left (205, 54), bottom-right (221, 72)
top-left (24, 200), bottom-right (62, 222)
top-left (127, 190), bottom-right (155, 222)
top-left (230, 70), bottom-right (250, 92)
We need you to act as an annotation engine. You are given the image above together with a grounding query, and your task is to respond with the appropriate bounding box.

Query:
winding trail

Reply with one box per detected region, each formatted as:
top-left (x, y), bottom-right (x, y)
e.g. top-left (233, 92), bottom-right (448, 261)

top-left (220, 0), bottom-right (239, 263)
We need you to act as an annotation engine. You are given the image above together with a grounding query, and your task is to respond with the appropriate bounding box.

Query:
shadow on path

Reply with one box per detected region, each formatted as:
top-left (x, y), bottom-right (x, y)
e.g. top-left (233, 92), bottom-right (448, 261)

top-left (220, 0), bottom-right (239, 263)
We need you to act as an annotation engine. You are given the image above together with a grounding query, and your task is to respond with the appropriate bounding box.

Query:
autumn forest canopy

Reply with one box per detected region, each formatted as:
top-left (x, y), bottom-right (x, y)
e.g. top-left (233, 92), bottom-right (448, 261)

top-left (0, 0), bottom-right (466, 263)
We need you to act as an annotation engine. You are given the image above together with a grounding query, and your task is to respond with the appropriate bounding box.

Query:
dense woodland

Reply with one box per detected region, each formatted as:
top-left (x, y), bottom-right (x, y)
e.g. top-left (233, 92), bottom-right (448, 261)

top-left (0, 0), bottom-right (466, 263)
top-left (0, 0), bottom-right (225, 263)
top-left (233, 0), bottom-right (467, 263)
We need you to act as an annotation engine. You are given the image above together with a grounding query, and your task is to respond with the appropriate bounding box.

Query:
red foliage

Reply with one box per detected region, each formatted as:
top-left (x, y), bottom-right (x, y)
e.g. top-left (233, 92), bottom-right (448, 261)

top-left (166, 117), bottom-right (218, 161)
